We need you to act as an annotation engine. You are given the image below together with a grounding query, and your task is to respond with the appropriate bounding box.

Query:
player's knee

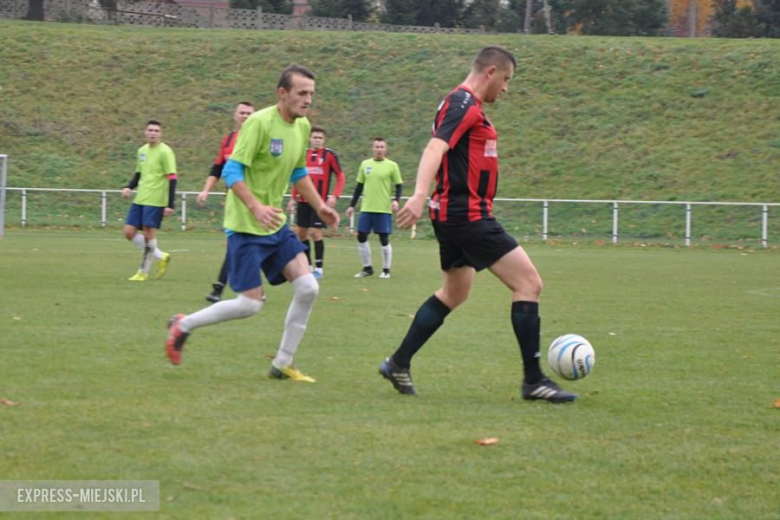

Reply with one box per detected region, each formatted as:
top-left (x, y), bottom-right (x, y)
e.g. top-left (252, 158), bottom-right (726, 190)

top-left (378, 233), bottom-right (389, 246)
top-left (293, 273), bottom-right (319, 303)
top-left (237, 294), bottom-right (264, 317)
top-left (357, 232), bottom-right (369, 243)
top-left (123, 229), bottom-right (136, 240)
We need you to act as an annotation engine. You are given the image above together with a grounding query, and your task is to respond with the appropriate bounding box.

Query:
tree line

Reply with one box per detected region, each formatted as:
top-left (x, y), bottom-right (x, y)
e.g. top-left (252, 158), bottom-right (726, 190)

top-left (23, 0), bottom-right (780, 38)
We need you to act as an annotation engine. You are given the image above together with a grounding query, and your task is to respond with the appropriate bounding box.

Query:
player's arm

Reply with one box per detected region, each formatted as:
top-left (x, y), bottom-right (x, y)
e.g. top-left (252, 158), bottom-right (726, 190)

top-left (223, 159), bottom-right (284, 232)
top-left (293, 173), bottom-right (340, 231)
top-left (397, 138), bottom-right (448, 228)
top-left (287, 186), bottom-right (298, 213)
top-left (392, 182), bottom-right (402, 212)
top-left (165, 173), bottom-right (177, 216)
top-left (122, 172), bottom-right (140, 200)
top-left (199, 136), bottom-right (229, 206)
top-left (328, 153), bottom-right (346, 208)
top-left (346, 182), bottom-right (364, 218)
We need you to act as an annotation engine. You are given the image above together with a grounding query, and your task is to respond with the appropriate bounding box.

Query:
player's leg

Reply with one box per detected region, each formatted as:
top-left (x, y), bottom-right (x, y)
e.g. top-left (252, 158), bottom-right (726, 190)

top-left (124, 205), bottom-right (148, 280)
top-left (206, 247), bottom-right (230, 303)
top-left (489, 246), bottom-right (576, 403)
top-left (295, 203), bottom-right (313, 268)
top-left (267, 229), bottom-right (318, 382)
top-left (165, 233), bottom-right (266, 365)
top-left (354, 212), bottom-right (374, 277)
top-left (310, 226), bottom-right (324, 278)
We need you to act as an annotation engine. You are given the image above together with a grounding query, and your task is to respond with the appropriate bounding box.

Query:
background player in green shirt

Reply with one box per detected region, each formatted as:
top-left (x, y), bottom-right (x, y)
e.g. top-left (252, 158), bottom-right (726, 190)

top-left (165, 65), bottom-right (340, 383)
top-left (346, 138), bottom-right (403, 279)
top-left (122, 120), bottom-right (177, 281)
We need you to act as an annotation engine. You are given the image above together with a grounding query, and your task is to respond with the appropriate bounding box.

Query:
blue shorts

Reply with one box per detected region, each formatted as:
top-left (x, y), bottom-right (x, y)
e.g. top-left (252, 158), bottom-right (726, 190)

top-left (357, 212), bottom-right (392, 235)
top-left (226, 225), bottom-right (307, 292)
top-left (125, 204), bottom-right (164, 229)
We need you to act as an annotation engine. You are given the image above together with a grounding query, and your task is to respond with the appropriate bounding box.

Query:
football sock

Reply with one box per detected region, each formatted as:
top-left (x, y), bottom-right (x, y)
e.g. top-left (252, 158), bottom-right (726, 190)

top-left (140, 241), bottom-right (154, 274)
top-left (381, 244), bottom-right (392, 271)
top-left (302, 239), bottom-right (312, 265)
top-left (314, 240), bottom-right (324, 269)
top-left (274, 274), bottom-right (318, 368)
top-left (180, 294), bottom-right (263, 333)
top-left (511, 300), bottom-right (544, 384)
top-left (217, 255), bottom-right (229, 286)
top-left (148, 238), bottom-right (164, 260)
top-left (392, 295), bottom-right (451, 368)
top-left (131, 233), bottom-right (146, 251)
top-left (358, 241), bottom-right (372, 268)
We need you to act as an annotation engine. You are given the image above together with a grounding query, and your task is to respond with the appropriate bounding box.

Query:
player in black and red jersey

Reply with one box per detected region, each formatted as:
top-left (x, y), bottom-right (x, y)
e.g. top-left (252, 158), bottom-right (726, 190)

top-left (197, 101), bottom-right (254, 302)
top-left (287, 125), bottom-right (345, 279)
top-left (378, 46), bottom-right (576, 403)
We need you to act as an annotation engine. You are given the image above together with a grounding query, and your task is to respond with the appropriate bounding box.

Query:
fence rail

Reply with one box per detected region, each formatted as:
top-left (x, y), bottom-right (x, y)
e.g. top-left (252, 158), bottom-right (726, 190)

top-left (3, 187), bottom-right (778, 248)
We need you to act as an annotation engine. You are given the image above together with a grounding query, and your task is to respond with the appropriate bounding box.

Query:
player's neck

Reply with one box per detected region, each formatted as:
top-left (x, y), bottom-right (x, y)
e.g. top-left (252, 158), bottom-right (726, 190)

top-left (460, 75), bottom-right (485, 103)
top-left (276, 104), bottom-right (295, 124)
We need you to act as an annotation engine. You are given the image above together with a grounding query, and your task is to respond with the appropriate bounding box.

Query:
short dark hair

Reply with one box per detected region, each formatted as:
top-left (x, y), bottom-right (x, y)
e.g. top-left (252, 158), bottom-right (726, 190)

top-left (372, 137), bottom-right (386, 143)
top-left (310, 125), bottom-right (326, 135)
top-left (237, 101), bottom-right (253, 108)
top-left (146, 119), bottom-right (162, 128)
top-left (278, 64), bottom-right (316, 91)
top-left (472, 46), bottom-right (516, 73)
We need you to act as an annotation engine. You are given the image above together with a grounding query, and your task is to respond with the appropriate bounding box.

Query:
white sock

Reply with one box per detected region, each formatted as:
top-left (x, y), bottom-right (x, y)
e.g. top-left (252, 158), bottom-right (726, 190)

top-left (140, 240), bottom-right (154, 273)
top-left (273, 274), bottom-right (319, 368)
top-left (148, 238), bottom-right (164, 260)
top-left (131, 233), bottom-right (145, 251)
top-left (381, 244), bottom-right (392, 271)
top-left (358, 241), bottom-right (372, 268)
top-left (180, 294), bottom-right (263, 333)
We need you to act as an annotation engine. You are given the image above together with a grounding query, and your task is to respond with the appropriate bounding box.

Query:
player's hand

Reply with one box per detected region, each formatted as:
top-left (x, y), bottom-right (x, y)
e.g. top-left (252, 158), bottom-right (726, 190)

top-left (346, 206), bottom-right (355, 218)
top-left (286, 199), bottom-right (295, 213)
top-left (326, 195), bottom-right (338, 208)
top-left (397, 194), bottom-right (426, 229)
top-left (251, 204), bottom-right (285, 232)
top-left (164, 208), bottom-right (174, 217)
top-left (122, 188), bottom-right (131, 200)
top-left (317, 205), bottom-right (341, 231)
top-left (391, 200), bottom-right (399, 213)
top-left (197, 191), bottom-right (209, 207)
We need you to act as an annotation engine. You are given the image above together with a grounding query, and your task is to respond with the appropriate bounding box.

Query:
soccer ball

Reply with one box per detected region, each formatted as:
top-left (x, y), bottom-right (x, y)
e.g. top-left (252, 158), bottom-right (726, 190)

top-left (548, 334), bottom-right (595, 380)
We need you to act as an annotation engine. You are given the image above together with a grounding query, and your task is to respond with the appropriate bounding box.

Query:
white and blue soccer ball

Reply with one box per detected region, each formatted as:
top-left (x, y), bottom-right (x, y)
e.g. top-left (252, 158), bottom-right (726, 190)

top-left (548, 334), bottom-right (595, 381)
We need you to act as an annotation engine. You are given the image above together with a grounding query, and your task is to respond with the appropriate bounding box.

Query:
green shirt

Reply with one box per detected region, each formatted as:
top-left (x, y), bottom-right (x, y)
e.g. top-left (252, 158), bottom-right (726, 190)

top-left (225, 105), bottom-right (310, 236)
top-left (134, 143), bottom-right (176, 207)
top-left (356, 158), bottom-right (402, 214)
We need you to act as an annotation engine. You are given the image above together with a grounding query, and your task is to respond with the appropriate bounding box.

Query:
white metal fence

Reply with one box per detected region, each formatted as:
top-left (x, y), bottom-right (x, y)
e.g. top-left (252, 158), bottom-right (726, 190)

top-left (2, 187), bottom-right (778, 248)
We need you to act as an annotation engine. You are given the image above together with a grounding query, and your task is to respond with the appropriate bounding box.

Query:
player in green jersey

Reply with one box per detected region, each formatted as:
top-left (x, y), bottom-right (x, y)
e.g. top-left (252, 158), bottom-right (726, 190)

top-left (165, 65), bottom-right (340, 383)
top-left (346, 138), bottom-right (403, 279)
top-left (122, 120), bottom-right (177, 282)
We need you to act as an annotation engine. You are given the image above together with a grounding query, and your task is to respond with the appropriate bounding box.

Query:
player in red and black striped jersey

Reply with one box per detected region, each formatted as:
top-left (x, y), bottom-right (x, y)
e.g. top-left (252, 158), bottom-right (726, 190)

top-left (196, 101), bottom-right (254, 302)
top-left (379, 46), bottom-right (576, 403)
top-left (287, 125), bottom-right (345, 279)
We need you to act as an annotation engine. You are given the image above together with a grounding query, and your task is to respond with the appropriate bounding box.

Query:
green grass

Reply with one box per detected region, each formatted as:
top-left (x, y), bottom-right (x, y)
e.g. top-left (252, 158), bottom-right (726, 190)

top-left (1, 229), bottom-right (779, 518)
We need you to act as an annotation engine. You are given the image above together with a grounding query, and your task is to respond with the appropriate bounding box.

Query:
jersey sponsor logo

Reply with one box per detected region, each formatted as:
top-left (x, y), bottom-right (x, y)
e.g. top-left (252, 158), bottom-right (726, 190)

top-left (309, 167), bottom-right (324, 175)
top-left (429, 199), bottom-right (440, 210)
top-left (270, 139), bottom-right (283, 157)
top-left (139, 153), bottom-right (147, 162)
top-left (484, 139), bottom-right (498, 158)
top-left (365, 166), bottom-right (372, 175)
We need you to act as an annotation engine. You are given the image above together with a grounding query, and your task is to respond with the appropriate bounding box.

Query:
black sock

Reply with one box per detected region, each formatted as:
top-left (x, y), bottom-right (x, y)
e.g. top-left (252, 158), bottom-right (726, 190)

top-left (217, 256), bottom-right (229, 286)
top-left (302, 239), bottom-right (311, 265)
top-left (314, 240), bottom-right (324, 268)
top-left (392, 295), bottom-right (451, 368)
top-left (511, 301), bottom-right (544, 384)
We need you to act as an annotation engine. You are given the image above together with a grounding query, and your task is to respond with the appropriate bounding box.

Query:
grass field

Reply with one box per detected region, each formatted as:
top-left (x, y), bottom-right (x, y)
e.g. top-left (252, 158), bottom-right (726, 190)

top-left (1, 229), bottom-right (778, 518)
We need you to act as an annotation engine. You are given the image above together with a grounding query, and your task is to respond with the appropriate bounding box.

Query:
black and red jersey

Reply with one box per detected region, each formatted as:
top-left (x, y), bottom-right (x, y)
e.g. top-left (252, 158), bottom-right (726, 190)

top-left (209, 130), bottom-right (239, 179)
top-left (429, 85), bottom-right (499, 224)
top-left (292, 147), bottom-right (346, 203)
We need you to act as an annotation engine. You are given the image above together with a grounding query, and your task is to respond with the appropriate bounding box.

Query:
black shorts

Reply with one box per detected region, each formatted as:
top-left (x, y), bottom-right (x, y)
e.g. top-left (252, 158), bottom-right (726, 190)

top-left (433, 219), bottom-right (518, 272)
top-left (296, 202), bottom-right (324, 229)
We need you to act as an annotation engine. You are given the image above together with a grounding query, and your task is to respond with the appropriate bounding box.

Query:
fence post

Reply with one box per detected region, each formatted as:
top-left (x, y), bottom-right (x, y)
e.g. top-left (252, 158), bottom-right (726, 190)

top-left (542, 200), bottom-right (548, 242)
top-left (21, 189), bottom-right (27, 226)
top-left (762, 204), bottom-right (768, 248)
top-left (209, 0), bottom-right (214, 28)
top-left (0, 155), bottom-right (6, 237)
top-left (64, 0), bottom-right (71, 18)
top-left (256, 6), bottom-right (262, 29)
top-left (685, 203), bottom-right (692, 247)
top-left (180, 193), bottom-right (187, 231)
top-left (434, 22), bottom-right (440, 33)
top-left (101, 191), bottom-right (107, 227)
top-left (347, 13), bottom-right (352, 30)
top-left (612, 201), bottom-right (619, 244)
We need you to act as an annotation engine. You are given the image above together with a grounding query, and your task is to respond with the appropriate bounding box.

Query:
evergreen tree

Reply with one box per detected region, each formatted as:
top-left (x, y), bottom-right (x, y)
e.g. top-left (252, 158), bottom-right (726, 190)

top-left (562, 0), bottom-right (667, 36)
top-left (230, 0), bottom-right (293, 13)
top-left (309, 0), bottom-right (373, 21)
top-left (710, 0), bottom-right (764, 38)
top-left (381, 0), bottom-right (419, 25)
top-left (754, 0), bottom-right (780, 37)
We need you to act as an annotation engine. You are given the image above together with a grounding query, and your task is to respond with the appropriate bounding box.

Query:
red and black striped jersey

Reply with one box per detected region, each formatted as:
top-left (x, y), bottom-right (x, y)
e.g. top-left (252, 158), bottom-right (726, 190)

top-left (429, 85), bottom-right (499, 224)
top-left (209, 130), bottom-right (239, 179)
top-left (292, 147), bottom-right (346, 202)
